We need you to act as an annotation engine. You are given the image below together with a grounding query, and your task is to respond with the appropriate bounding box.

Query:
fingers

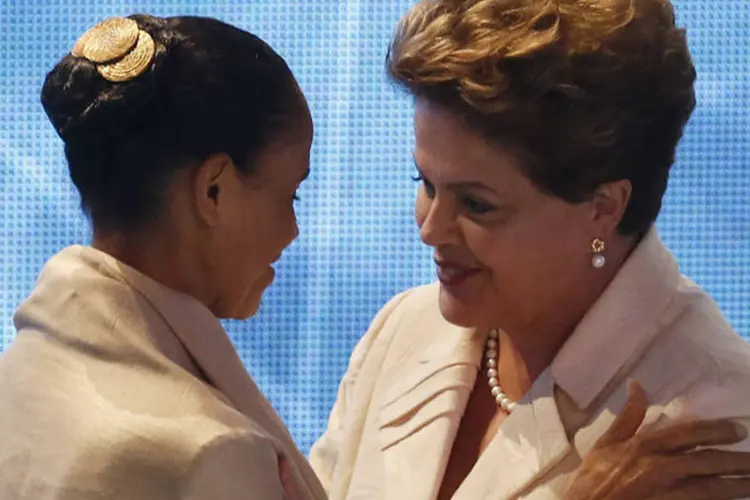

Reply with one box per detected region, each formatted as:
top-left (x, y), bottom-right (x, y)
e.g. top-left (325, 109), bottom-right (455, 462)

top-left (641, 419), bottom-right (747, 454)
top-left (657, 477), bottom-right (750, 500)
top-left (593, 379), bottom-right (648, 449)
top-left (669, 449), bottom-right (750, 478)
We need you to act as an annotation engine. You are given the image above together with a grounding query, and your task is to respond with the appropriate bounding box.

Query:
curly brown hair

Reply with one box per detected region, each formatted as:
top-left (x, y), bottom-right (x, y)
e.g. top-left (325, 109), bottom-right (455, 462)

top-left (387, 0), bottom-right (696, 235)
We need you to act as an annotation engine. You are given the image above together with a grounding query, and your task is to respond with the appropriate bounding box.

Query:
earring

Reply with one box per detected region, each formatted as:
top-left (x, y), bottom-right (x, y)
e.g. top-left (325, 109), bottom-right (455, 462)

top-left (591, 238), bottom-right (606, 268)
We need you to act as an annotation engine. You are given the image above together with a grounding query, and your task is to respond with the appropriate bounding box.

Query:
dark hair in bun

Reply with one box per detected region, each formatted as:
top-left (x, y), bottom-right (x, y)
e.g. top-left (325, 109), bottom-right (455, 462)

top-left (41, 14), bottom-right (306, 231)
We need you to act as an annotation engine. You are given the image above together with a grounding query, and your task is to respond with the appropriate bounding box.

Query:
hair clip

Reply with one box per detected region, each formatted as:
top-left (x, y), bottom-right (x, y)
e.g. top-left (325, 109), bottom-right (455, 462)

top-left (71, 17), bottom-right (156, 83)
top-left (71, 17), bottom-right (139, 62)
top-left (97, 29), bottom-right (155, 82)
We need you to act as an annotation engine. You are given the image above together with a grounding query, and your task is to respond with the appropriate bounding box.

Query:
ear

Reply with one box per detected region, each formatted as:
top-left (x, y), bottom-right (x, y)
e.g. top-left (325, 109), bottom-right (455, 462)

top-left (590, 178), bottom-right (632, 235)
top-left (193, 153), bottom-right (236, 227)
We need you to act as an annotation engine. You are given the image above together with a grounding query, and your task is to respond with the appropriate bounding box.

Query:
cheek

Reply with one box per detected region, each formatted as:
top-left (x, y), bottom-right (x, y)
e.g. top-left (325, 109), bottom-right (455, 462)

top-left (470, 231), bottom-right (527, 286)
top-left (476, 215), bottom-right (588, 292)
top-left (242, 197), bottom-right (292, 243)
top-left (223, 206), bottom-right (273, 269)
top-left (247, 203), bottom-right (298, 273)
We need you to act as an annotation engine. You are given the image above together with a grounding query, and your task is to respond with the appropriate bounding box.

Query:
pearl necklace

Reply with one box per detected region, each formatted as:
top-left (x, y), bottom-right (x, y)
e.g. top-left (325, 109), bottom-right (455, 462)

top-left (485, 329), bottom-right (517, 413)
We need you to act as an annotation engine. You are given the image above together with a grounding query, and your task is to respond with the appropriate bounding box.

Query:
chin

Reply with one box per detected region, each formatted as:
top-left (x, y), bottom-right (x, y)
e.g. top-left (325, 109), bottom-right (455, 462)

top-left (233, 295), bottom-right (263, 320)
top-left (210, 292), bottom-right (262, 320)
top-left (438, 288), bottom-right (481, 328)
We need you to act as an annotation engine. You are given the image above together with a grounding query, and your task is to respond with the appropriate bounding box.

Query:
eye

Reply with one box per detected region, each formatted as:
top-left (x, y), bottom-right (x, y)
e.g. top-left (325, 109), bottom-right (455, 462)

top-left (292, 193), bottom-right (301, 202)
top-left (412, 173), bottom-right (435, 198)
top-left (462, 196), bottom-right (496, 215)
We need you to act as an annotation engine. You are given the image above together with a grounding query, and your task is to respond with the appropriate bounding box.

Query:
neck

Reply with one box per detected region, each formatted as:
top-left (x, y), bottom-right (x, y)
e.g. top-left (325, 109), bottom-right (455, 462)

top-left (92, 225), bottom-right (212, 305)
top-left (496, 234), bottom-right (638, 402)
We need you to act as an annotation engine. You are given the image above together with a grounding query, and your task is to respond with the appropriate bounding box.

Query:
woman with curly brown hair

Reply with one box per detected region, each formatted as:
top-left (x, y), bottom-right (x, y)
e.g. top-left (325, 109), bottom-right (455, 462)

top-left (310, 0), bottom-right (750, 498)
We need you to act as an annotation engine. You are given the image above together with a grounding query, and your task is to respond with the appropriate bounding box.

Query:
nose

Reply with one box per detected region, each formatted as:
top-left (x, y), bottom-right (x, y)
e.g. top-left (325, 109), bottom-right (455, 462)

top-left (417, 195), bottom-right (460, 248)
top-left (290, 217), bottom-right (299, 244)
top-left (280, 211), bottom-right (300, 253)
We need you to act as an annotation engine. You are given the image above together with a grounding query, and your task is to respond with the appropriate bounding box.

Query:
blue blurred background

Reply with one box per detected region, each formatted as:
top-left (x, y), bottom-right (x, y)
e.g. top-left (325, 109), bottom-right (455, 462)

top-left (1, 0), bottom-right (748, 454)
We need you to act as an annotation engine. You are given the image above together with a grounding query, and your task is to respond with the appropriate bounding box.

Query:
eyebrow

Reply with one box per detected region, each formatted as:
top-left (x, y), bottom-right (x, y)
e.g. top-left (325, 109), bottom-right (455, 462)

top-left (448, 180), bottom-right (497, 193)
top-left (299, 168), bottom-right (311, 183)
top-left (415, 163), bottom-right (497, 194)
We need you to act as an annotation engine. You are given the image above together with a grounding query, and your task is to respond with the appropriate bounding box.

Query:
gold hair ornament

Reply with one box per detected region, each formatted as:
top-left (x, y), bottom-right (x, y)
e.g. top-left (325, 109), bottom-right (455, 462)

top-left (71, 17), bottom-right (155, 83)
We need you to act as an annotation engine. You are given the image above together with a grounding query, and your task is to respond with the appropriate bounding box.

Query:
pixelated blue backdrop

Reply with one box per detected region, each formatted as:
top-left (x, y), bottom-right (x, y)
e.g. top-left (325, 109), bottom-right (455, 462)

top-left (0, 1), bottom-right (748, 454)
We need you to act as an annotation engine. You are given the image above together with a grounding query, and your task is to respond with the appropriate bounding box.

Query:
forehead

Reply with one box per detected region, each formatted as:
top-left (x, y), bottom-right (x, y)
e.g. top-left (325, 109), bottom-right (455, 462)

top-left (253, 120), bottom-right (312, 181)
top-left (413, 100), bottom-right (521, 183)
top-left (291, 83), bottom-right (314, 141)
top-left (295, 96), bottom-right (314, 143)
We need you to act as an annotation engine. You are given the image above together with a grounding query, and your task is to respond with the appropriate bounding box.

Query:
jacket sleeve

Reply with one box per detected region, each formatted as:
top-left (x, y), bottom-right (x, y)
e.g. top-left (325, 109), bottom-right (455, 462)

top-left (180, 431), bottom-right (286, 500)
top-left (308, 290), bottom-right (412, 494)
top-left (661, 378), bottom-right (750, 452)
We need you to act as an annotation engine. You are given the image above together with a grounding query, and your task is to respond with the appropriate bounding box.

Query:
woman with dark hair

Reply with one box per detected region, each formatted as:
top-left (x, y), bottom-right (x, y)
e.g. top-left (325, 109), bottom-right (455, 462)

top-left (0, 14), bottom-right (322, 499)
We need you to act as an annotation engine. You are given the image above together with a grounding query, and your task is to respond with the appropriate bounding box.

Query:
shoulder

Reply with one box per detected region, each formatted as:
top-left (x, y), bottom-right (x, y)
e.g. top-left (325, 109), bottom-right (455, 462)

top-left (369, 282), bottom-right (441, 329)
top-left (86, 412), bottom-right (286, 497)
top-left (647, 275), bottom-right (750, 386)
top-left (72, 425), bottom-right (286, 499)
top-left (178, 430), bottom-right (285, 500)
top-left (632, 276), bottom-right (750, 427)
top-left (367, 282), bottom-right (443, 340)
top-left (346, 282), bottom-right (443, 373)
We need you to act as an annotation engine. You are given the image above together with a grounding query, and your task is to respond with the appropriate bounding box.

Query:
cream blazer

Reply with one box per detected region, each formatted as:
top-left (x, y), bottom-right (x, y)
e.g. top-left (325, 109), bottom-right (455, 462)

top-left (309, 230), bottom-right (750, 500)
top-left (0, 246), bottom-right (327, 500)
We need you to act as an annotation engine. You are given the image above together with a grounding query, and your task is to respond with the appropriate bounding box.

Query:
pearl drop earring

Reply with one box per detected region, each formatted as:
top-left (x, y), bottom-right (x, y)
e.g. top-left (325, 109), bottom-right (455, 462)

top-left (591, 238), bottom-right (606, 268)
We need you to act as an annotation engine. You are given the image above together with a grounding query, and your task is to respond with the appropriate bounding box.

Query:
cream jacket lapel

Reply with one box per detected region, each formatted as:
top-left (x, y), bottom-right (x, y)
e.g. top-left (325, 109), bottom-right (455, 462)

top-left (377, 324), bottom-right (481, 499)
top-left (452, 370), bottom-right (571, 500)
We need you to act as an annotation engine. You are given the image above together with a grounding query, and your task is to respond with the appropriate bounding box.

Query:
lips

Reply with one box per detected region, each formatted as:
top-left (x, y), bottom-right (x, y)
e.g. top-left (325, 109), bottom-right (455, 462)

top-left (436, 259), bottom-right (482, 287)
